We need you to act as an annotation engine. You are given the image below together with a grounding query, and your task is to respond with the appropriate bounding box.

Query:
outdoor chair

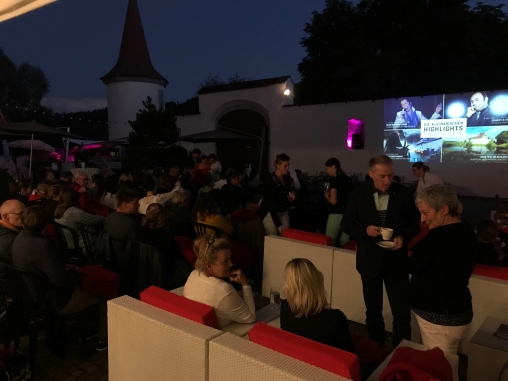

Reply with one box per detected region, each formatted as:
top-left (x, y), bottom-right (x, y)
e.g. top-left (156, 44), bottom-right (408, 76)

top-left (78, 227), bottom-right (98, 265)
top-left (54, 222), bottom-right (87, 264)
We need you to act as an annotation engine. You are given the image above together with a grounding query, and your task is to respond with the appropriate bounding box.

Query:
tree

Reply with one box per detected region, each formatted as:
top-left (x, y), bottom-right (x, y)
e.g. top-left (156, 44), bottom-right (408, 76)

top-left (127, 97), bottom-right (186, 168)
top-left (297, 0), bottom-right (508, 104)
top-left (0, 48), bottom-right (50, 121)
top-left (495, 130), bottom-right (508, 145)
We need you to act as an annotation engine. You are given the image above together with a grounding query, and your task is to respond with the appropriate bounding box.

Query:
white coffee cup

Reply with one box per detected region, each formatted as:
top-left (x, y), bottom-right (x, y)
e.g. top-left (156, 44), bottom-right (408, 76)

top-left (381, 228), bottom-right (393, 240)
top-left (81, 163), bottom-right (85, 168)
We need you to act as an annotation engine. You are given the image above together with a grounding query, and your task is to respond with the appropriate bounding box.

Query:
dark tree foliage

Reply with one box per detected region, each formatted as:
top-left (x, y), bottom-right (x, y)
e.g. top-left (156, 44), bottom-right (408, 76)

top-left (127, 97), bottom-right (187, 169)
top-left (0, 48), bottom-right (50, 119)
top-left (297, 0), bottom-right (508, 104)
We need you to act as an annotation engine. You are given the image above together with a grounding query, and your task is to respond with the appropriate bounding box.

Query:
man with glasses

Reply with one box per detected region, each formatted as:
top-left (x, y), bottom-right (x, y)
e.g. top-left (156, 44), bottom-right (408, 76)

top-left (0, 200), bottom-right (26, 298)
top-left (72, 171), bottom-right (89, 193)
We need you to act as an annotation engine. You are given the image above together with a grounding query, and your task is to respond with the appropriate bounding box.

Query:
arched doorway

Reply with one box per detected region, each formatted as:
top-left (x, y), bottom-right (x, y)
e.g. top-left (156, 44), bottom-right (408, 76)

top-left (214, 106), bottom-right (269, 174)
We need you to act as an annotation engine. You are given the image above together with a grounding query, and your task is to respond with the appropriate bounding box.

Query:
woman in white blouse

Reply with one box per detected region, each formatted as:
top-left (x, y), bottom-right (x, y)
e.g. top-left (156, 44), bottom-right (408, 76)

top-left (208, 154), bottom-right (222, 182)
top-left (183, 235), bottom-right (255, 328)
top-left (412, 162), bottom-right (442, 194)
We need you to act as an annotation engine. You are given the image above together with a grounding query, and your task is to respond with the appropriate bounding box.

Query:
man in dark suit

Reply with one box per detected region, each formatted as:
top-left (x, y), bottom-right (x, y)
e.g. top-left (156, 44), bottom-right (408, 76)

top-left (341, 155), bottom-right (420, 348)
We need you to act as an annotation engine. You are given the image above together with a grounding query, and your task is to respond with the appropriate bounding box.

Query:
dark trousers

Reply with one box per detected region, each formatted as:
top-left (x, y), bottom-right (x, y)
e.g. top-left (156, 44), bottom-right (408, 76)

top-left (360, 265), bottom-right (411, 348)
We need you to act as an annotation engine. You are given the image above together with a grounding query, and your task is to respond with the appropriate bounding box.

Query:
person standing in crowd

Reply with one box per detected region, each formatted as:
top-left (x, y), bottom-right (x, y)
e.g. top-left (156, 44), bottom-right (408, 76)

top-left (259, 153), bottom-right (295, 235)
top-left (91, 151), bottom-right (108, 169)
top-left (183, 235), bottom-right (255, 328)
top-left (208, 154), bottom-right (222, 181)
top-left (280, 258), bottom-right (355, 354)
top-left (138, 177), bottom-right (180, 215)
top-left (324, 158), bottom-right (352, 247)
top-left (412, 162), bottom-right (442, 194)
top-left (185, 148), bottom-right (202, 168)
top-left (74, 146), bottom-right (87, 168)
top-left (8, 180), bottom-right (32, 205)
top-left (193, 155), bottom-right (211, 187)
top-left (410, 185), bottom-right (476, 354)
top-left (341, 155), bottom-right (419, 348)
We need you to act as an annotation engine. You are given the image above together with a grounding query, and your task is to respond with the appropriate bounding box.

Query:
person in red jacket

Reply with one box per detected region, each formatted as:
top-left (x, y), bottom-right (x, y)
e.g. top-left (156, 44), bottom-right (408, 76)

top-left (71, 171), bottom-right (110, 217)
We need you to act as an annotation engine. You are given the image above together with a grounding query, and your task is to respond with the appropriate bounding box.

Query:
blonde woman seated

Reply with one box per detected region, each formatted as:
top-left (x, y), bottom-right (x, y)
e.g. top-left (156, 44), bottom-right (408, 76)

top-left (183, 235), bottom-right (255, 328)
top-left (281, 258), bottom-right (354, 354)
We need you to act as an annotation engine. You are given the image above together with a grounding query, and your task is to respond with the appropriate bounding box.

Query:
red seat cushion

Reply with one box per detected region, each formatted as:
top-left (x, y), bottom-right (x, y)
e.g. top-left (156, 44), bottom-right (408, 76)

top-left (140, 286), bottom-right (218, 329)
top-left (473, 264), bottom-right (508, 281)
top-left (282, 228), bottom-right (332, 246)
top-left (174, 236), bottom-right (197, 267)
top-left (231, 209), bottom-right (258, 222)
top-left (342, 240), bottom-right (358, 251)
top-left (248, 323), bottom-right (361, 381)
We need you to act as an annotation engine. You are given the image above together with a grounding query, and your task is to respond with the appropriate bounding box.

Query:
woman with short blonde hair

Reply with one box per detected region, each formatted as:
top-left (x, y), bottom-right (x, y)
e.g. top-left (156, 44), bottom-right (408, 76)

top-left (141, 203), bottom-right (166, 229)
top-left (280, 258), bottom-right (354, 353)
top-left (183, 234), bottom-right (255, 328)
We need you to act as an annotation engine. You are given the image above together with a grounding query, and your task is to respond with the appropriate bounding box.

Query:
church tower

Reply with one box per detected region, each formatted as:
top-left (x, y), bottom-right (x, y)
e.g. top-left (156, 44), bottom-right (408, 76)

top-left (101, 0), bottom-right (168, 140)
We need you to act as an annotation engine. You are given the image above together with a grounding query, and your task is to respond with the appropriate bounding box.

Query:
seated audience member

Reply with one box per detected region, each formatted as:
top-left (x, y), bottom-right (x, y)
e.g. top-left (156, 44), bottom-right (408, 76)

top-left (139, 204), bottom-right (192, 288)
top-left (54, 188), bottom-right (105, 251)
top-left (410, 185), bottom-right (476, 355)
top-left (8, 179), bottom-right (32, 205)
top-left (185, 148), bottom-right (201, 168)
top-left (476, 219), bottom-right (508, 266)
top-left (167, 188), bottom-right (193, 237)
top-left (0, 200), bottom-right (26, 298)
top-left (45, 170), bottom-right (56, 182)
top-left (220, 171), bottom-right (246, 216)
top-left (281, 258), bottom-right (355, 354)
top-left (90, 173), bottom-right (104, 188)
top-left (71, 171), bottom-right (89, 193)
top-left (28, 180), bottom-right (52, 202)
top-left (208, 154), bottom-right (222, 181)
top-left (214, 170), bottom-right (228, 190)
top-left (59, 171), bottom-right (74, 184)
top-left (198, 175), bottom-right (214, 194)
top-left (118, 172), bottom-right (134, 185)
top-left (193, 155), bottom-right (211, 187)
top-left (183, 235), bottom-right (255, 328)
top-left (12, 206), bottom-right (109, 350)
top-left (193, 193), bottom-right (233, 237)
top-left (39, 184), bottom-right (62, 223)
top-left (412, 162), bottom-right (442, 194)
top-left (247, 169), bottom-right (263, 189)
top-left (91, 151), bottom-right (107, 169)
top-left (71, 171), bottom-right (110, 217)
top-left (167, 165), bottom-right (180, 190)
top-left (138, 177), bottom-right (179, 215)
top-left (104, 189), bottom-right (140, 242)
top-left (494, 200), bottom-right (508, 228)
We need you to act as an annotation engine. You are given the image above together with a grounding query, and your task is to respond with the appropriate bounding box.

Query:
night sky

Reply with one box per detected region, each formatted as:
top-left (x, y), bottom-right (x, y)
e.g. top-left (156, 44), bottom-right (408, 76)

top-left (0, 0), bottom-right (504, 112)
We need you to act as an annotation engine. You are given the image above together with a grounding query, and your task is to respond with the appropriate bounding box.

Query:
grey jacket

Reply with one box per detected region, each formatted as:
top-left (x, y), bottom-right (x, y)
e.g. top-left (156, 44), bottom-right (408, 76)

top-left (55, 206), bottom-right (105, 249)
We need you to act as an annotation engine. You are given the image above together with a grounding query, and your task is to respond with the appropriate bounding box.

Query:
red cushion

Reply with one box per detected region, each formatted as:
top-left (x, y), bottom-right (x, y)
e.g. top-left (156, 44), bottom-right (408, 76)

top-left (231, 209), bottom-right (258, 222)
top-left (342, 240), bottom-right (358, 251)
top-left (140, 286), bottom-right (218, 329)
top-left (473, 264), bottom-right (508, 281)
top-left (248, 323), bottom-right (361, 381)
top-left (174, 236), bottom-right (197, 267)
top-left (282, 228), bottom-right (332, 246)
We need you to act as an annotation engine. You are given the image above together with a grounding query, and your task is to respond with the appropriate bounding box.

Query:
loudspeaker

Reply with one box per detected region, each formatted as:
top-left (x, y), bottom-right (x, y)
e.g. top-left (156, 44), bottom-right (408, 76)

top-left (347, 119), bottom-right (365, 150)
top-left (352, 133), bottom-right (364, 149)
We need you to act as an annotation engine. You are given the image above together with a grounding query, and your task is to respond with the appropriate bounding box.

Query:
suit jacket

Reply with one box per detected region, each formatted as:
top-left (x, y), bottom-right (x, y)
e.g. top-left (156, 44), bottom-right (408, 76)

top-left (341, 181), bottom-right (420, 277)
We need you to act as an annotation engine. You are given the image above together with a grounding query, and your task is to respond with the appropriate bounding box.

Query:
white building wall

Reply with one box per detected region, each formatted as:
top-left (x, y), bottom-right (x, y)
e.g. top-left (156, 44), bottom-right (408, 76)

top-left (107, 81), bottom-right (164, 140)
top-left (175, 87), bottom-right (508, 198)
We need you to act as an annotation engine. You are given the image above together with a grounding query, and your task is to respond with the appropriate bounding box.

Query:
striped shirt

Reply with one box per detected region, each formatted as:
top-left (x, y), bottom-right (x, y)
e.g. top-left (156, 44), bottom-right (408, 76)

top-left (373, 191), bottom-right (389, 227)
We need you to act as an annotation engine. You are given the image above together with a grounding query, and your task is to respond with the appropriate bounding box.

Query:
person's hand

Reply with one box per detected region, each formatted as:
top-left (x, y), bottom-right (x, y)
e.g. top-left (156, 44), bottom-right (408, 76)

top-left (435, 103), bottom-right (442, 114)
top-left (277, 225), bottom-right (284, 235)
top-left (324, 190), bottom-right (330, 200)
top-left (230, 269), bottom-right (248, 287)
top-left (389, 236), bottom-right (404, 250)
top-left (466, 106), bottom-right (476, 117)
top-left (366, 225), bottom-right (382, 237)
top-left (398, 111), bottom-right (405, 120)
top-left (288, 192), bottom-right (296, 202)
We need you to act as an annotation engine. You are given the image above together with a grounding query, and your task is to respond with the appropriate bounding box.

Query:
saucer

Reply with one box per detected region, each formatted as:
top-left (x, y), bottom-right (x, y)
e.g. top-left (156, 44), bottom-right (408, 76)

top-left (377, 241), bottom-right (395, 249)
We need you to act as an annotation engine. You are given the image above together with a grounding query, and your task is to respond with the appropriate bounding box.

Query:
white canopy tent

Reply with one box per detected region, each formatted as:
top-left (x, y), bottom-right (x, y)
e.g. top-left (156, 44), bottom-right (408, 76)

top-left (0, 0), bottom-right (57, 23)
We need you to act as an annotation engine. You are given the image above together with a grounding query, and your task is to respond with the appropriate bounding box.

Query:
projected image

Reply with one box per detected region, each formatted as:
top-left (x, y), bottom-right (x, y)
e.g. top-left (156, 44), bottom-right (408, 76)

top-left (445, 91), bottom-right (508, 126)
top-left (383, 129), bottom-right (441, 162)
top-left (442, 126), bottom-right (508, 163)
top-left (384, 95), bottom-right (444, 129)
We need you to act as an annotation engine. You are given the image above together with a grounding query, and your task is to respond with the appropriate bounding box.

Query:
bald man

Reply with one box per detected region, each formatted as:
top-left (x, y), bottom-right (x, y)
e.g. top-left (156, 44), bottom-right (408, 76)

top-left (0, 199), bottom-right (25, 298)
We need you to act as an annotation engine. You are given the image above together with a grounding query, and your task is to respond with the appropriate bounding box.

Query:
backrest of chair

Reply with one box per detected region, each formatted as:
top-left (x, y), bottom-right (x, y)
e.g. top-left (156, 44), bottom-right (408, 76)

top-left (140, 285), bottom-right (218, 328)
top-left (3, 263), bottom-right (45, 311)
top-left (193, 223), bottom-right (221, 238)
top-left (78, 227), bottom-right (97, 264)
top-left (282, 228), bottom-right (332, 246)
top-left (248, 323), bottom-right (361, 381)
top-left (54, 222), bottom-right (80, 251)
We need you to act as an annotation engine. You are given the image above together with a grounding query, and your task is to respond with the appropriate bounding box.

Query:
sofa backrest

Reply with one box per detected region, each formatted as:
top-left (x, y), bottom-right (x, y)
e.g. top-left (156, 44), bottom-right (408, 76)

top-left (473, 264), bottom-right (508, 281)
top-left (248, 322), bottom-right (361, 381)
top-left (140, 285), bottom-right (218, 329)
top-left (282, 228), bottom-right (332, 246)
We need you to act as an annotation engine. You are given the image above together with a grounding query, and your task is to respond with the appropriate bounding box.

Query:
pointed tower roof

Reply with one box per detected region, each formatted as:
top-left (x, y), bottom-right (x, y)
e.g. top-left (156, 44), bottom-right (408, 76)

top-left (100, 0), bottom-right (168, 86)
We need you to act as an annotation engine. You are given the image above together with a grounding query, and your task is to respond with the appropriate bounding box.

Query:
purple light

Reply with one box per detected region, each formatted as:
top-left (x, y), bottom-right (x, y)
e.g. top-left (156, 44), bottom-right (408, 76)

top-left (347, 119), bottom-right (364, 149)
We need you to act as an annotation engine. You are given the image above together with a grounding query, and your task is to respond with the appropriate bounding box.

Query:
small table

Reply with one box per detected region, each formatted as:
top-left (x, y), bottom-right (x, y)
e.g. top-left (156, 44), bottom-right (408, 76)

top-left (366, 339), bottom-right (459, 381)
top-left (468, 316), bottom-right (508, 381)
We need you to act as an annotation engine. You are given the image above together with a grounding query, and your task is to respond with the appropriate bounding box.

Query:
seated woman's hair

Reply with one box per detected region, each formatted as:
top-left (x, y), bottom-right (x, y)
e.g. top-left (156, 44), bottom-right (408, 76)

top-left (15, 179), bottom-right (31, 192)
top-left (477, 219), bottom-right (499, 242)
top-left (45, 184), bottom-right (63, 200)
top-left (91, 173), bottom-right (104, 185)
top-left (118, 172), bottom-right (133, 183)
top-left (284, 258), bottom-right (329, 317)
top-left (199, 155), bottom-right (208, 163)
top-left (44, 170), bottom-right (55, 179)
top-left (21, 205), bottom-right (48, 234)
top-left (116, 188), bottom-right (139, 206)
top-left (194, 234), bottom-right (230, 274)
top-left (142, 177), bottom-right (156, 192)
top-left (90, 185), bottom-right (107, 202)
top-left (172, 188), bottom-right (190, 205)
top-left (35, 180), bottom-right (52, 196)
top-left (142, 203), bottom-right (166, 228)
top-left (414, 184), bottom-right (461, 217)
top-left (208, 154), bottom-right (218, 161)
top-left (202, 175), bottom-right (214, 188)
top-left (227, 171), bottom-right (240, 182)
top-left (192, 193), bottom-right (219, 221)
top-left (412, 161), bottom-right (430, 172)
top-left (54, 188), bottom-right (80, 219)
